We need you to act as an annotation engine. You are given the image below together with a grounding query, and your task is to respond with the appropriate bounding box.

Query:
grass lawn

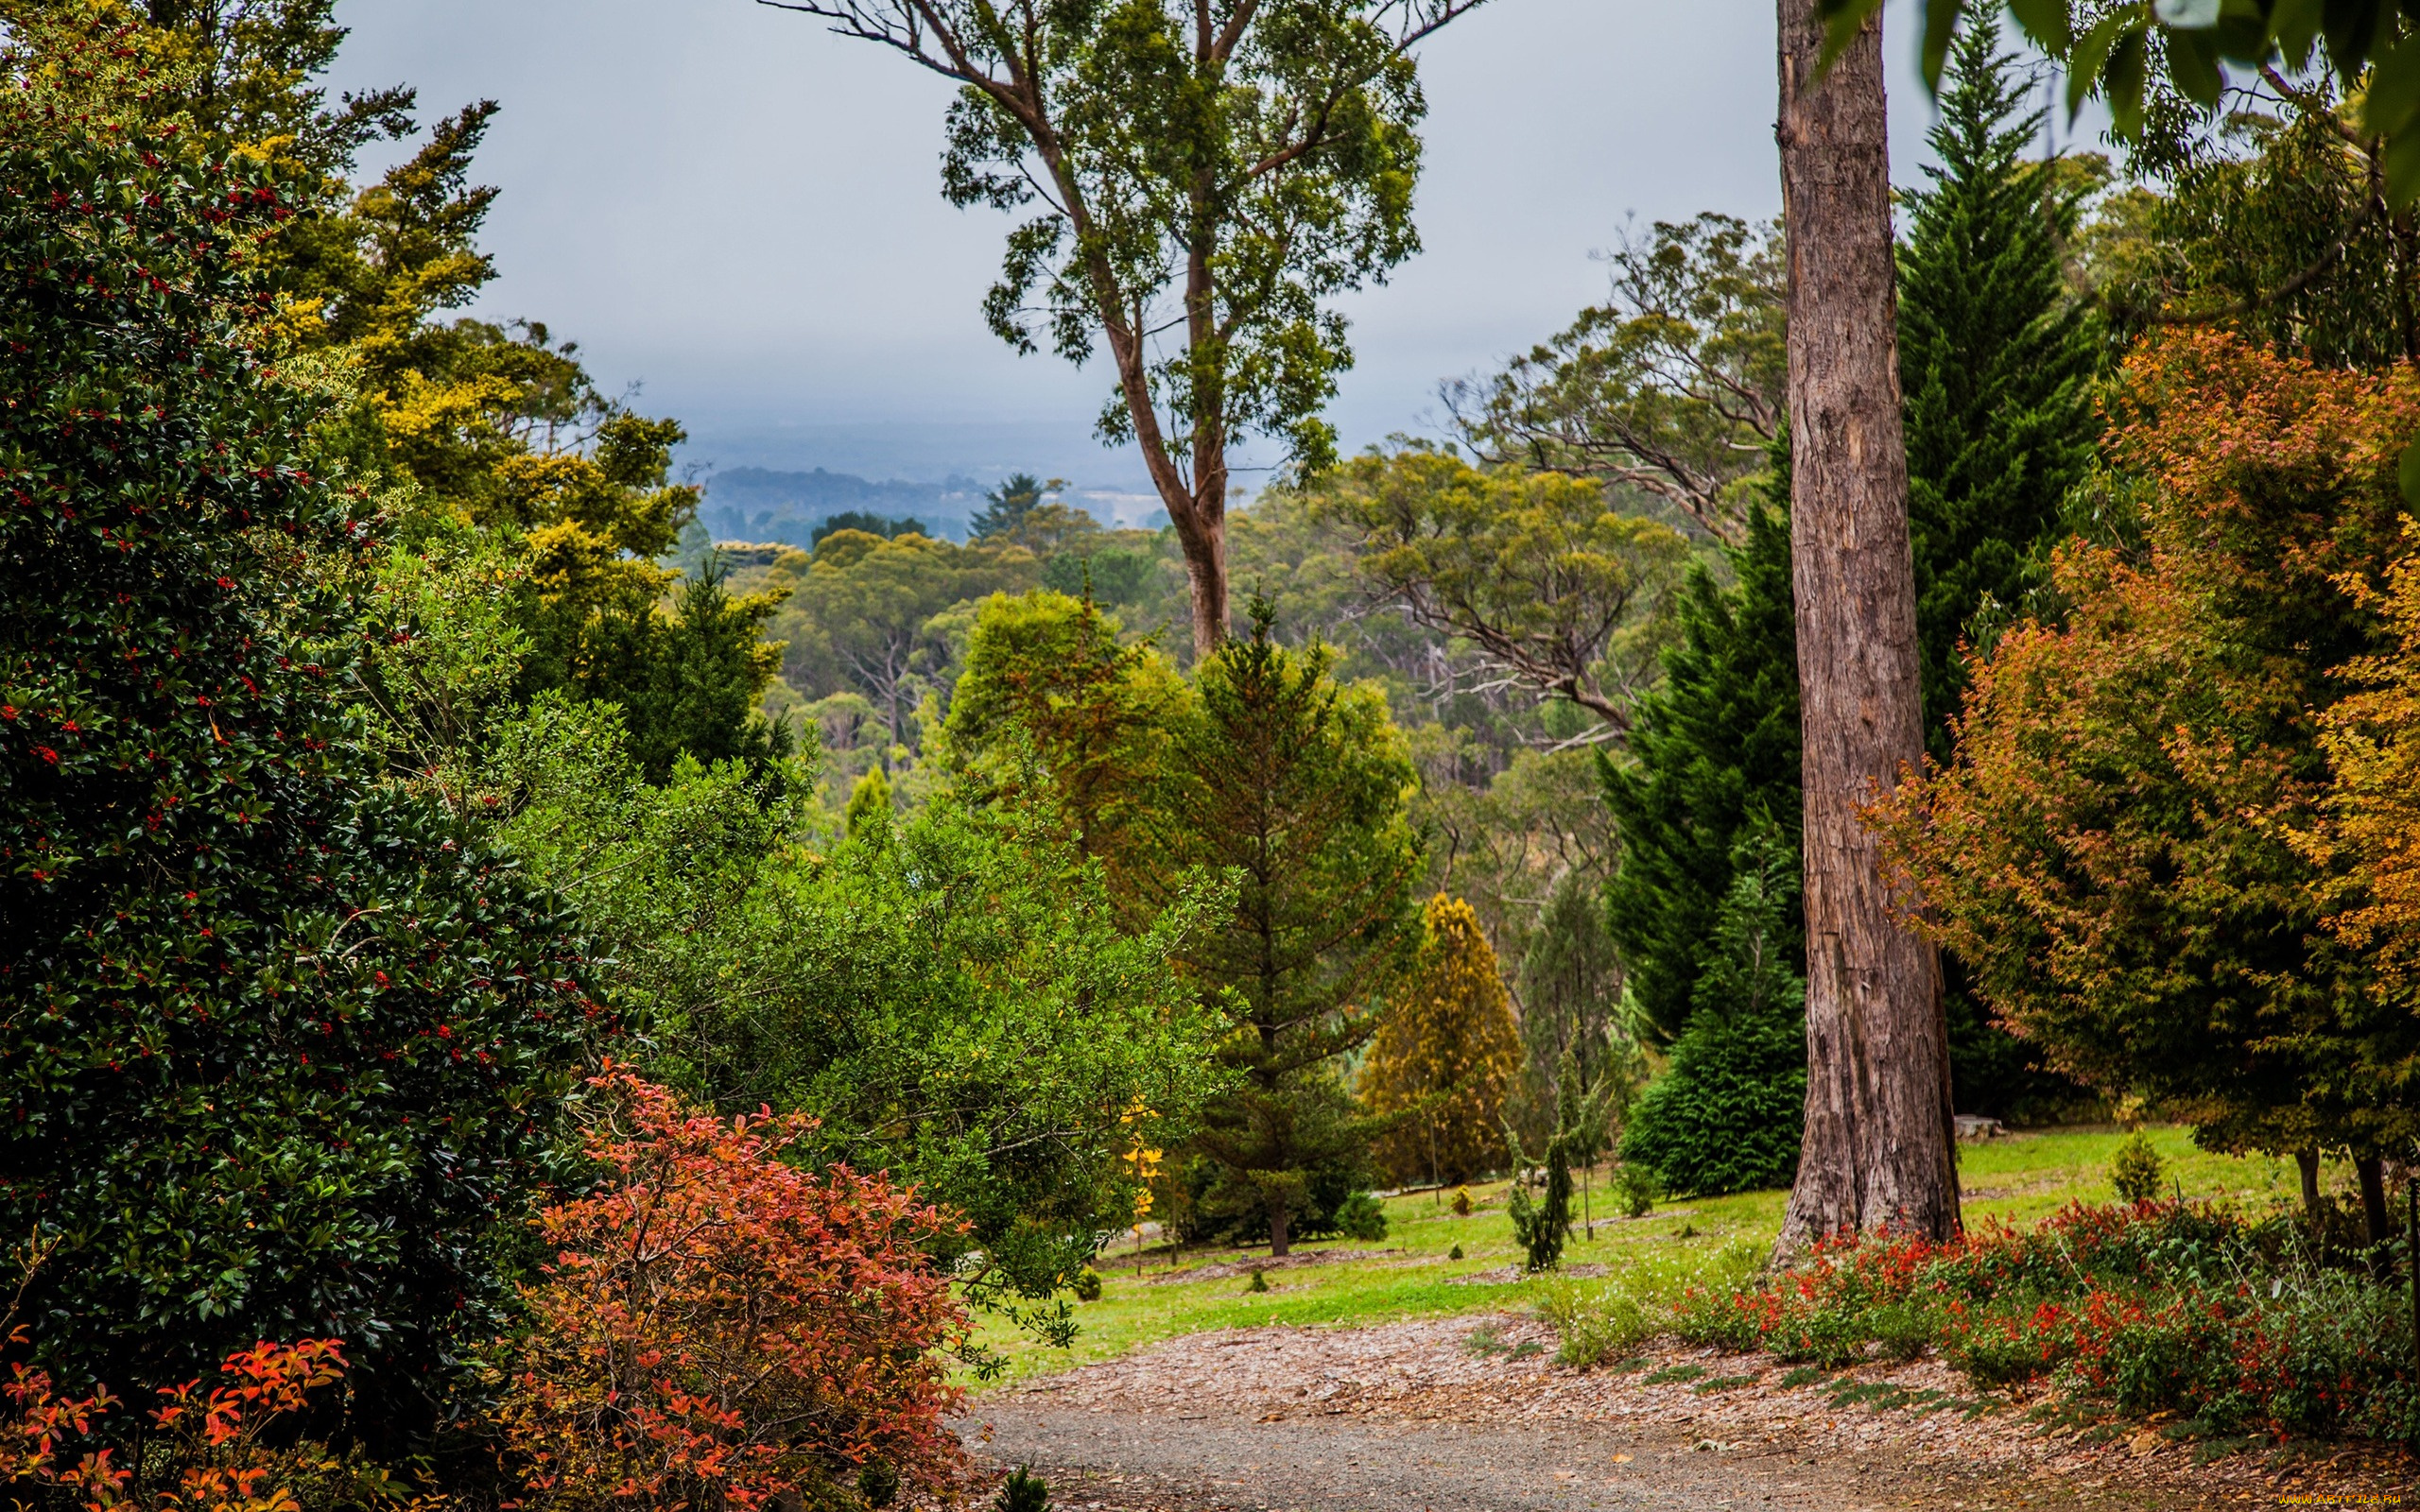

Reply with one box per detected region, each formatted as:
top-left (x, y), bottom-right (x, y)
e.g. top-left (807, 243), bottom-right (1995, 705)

top-left (966, 1125), bottom-right (2338, 1386)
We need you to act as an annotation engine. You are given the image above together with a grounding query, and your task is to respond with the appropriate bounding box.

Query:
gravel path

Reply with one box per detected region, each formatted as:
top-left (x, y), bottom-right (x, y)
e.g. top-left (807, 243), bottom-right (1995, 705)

top-left (955, 1315), bottom-right (2413, 1512)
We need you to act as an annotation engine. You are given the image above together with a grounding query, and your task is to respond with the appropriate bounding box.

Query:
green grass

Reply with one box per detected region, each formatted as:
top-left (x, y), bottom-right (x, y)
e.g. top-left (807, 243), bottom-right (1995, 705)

top-left (970, 1125), bottom-right (2343, 1387)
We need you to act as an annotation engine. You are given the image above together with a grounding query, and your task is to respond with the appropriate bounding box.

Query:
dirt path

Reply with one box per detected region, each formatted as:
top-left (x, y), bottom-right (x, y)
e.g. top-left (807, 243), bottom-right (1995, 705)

top-left (958, 1316), bottom-right (2412, 1512)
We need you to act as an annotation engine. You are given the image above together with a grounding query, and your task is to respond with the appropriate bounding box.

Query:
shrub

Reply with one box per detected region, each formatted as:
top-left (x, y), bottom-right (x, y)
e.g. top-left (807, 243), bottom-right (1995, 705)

top-left (1070, 1269), bottom-right (1103, 1303)
top-left (2, 1336), bottom-right (354, 1512)
top-left (2110, 1131), bottom-right (2165, 1204)
top-left (1619, 832), bottom-right (1806, 1196)
top-left (1448, 1244), bottom-right (1464, 1261)
top-left (498, 1072), bottom-right (972, 1512)
top-left (1718, 1202), bottom-right (2420, 1445)
top-left (1616, 1163), bottom-right (1661, 1218)
top-left (1451, 1188), bottom-right (1474, 1217)
top-left (1334, 1191), bottom-right (1389, 1243)
top-left (0, 114), bottom-right (594, 1407)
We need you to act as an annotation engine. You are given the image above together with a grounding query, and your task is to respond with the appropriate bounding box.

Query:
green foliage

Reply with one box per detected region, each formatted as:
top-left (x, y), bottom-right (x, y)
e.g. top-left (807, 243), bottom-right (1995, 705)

top-left (1153, 605), bottom-right (1424, 1251)
top-left (1616, 1163), bottom-right (1661, 1219)
top-left (1071, 1269), bottom-right (1103, 1303)
top-left (2112, 1130), bottom-right (2167, 1205)
top-left (1511, 865), bottom-right (1638, 1149)
top-left (845, 764), bottom-right (893, 836)
top-left (763, 528), bottom-right (1028, 751)
top-left (1620, 829), bottom-right (1807, 1197)
top-left (812, 509), bottom-right (926, 544)
top-left (1247, 1267), bottom-right (1270, 1294)
top-left (0, 129), bottom-right (589, 1407)
top-left (1899, 19), bottom-right (2100, 765)
top-left (487, 706), bottom-right (1226, 1349)
top-left (996, 1466), bottom-right (1053, 1512)
top-left (1314, 446), bottom-right (1688, 729)
top-left (1334, 1191), bottom-right (1389, 1243)
top-left (970, 472), bottom-right (1056, 541)
top-left (1506, 1051), bottom-right (1612, 1273)
top-left (1451, 213), bottom-right (1785, 540)
top-left (1599, 449), bottom-right (1800, 1046)
top-left (942, 590), bottom-right (1183, 893)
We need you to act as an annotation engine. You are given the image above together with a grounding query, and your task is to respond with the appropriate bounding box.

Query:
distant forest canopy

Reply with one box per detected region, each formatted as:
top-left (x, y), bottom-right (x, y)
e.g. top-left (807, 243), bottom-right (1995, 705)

top-left (700, 464), bottom-right (1170, 544)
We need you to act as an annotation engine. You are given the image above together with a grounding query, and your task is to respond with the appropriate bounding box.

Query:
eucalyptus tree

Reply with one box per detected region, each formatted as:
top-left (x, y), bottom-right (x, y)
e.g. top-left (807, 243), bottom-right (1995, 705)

top-left (1774, 0), bottom-right (1959, 1253)
top-left (762, 0), bottom-right (1488, 654)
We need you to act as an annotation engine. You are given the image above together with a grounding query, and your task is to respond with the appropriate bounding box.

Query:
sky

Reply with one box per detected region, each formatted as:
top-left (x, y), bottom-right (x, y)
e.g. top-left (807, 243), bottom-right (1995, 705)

top-left (323, 0), bottom-right (2077, 491)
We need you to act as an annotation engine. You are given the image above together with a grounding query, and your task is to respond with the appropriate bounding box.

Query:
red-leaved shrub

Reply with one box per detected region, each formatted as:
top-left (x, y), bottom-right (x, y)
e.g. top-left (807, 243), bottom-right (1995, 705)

top-left (1, 1335), bottom-right (350, 1512)
top-left (1687, 1202), bottom-right (2420, 1443)
top-left (497, 1071), bottom-right (972, 1511)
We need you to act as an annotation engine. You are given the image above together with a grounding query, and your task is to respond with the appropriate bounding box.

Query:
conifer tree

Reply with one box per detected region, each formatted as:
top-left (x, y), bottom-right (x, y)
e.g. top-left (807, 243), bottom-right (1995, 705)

top-left (1514, 868), bottom-right (1634, 1144)
top-left (1599, 448), bottom-right (1800, 1047)
top-left (1620, 826), bottom-right (1808, 1196)
top-left (1898, 18), bottom-right (2099, 765)
top-left (1152, 604), bottom-right (1423, 1255)
top-left (1362, 895), bottom-right (1523, 1189)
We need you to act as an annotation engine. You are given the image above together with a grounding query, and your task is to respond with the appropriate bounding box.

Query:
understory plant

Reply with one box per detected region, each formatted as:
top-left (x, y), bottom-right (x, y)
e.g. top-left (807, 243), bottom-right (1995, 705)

top-left (497, 1071), bottom-right (974, 1512)
top-left (1703, 1202), bottom-right (2420, 1444)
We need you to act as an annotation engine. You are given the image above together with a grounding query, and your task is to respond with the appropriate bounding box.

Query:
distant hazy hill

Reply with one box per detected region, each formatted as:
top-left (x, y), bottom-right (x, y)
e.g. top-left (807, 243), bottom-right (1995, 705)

top-left (702, 467), bottom-right (984, 544)
top-left (703, 466), bottom-right (1167, 545)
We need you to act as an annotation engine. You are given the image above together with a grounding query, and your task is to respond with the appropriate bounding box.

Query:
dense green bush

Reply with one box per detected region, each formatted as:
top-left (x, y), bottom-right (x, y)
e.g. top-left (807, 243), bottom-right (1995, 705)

top-left (0, 135), bottom-right (592, 1412)
top-left (1333, 1191), bottom-right (1389, 1243)
top-left (1619, 830), bottom-right (1806, 1196)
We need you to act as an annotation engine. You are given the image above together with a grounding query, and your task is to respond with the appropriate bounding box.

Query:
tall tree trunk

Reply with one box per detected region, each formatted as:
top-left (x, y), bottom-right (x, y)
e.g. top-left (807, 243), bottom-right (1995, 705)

top-left (2297, 1146), bottom-right (2323, 1220)
top-left (1268, 1195), bottom-right (1291, 1259)
top-left (1176, 488), bottom-right (1230, 657)
top-left (1773, 0), bottom-right (1961, 1257)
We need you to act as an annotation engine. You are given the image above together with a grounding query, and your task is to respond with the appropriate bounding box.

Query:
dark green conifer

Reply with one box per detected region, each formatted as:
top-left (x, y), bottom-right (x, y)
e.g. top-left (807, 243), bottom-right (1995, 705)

top-left (1599, 445), bottom-right (1800, 1046)
top-left (1899, 18), bottom-right (2100, 765)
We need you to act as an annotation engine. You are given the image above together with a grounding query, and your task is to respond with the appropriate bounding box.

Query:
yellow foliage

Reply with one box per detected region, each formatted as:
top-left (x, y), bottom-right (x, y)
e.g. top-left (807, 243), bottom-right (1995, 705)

top-left (1361, 894), bottom-right (1521, 1187)
top-left (2318, 526), bottom-right (2420, 1006)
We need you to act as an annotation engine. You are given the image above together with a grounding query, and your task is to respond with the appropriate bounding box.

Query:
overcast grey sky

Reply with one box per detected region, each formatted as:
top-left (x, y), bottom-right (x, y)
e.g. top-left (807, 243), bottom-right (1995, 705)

top-left (324, 1), bottom-right (2065, 488)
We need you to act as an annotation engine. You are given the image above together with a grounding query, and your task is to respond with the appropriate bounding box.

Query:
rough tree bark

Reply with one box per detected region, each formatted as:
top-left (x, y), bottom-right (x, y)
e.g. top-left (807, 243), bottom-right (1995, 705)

top-left (1773, 0), bottom-right (1961, 1258)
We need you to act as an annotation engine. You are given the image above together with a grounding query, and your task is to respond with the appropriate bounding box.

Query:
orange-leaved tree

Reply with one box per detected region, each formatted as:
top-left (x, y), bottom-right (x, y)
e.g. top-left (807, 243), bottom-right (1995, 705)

top-left (1361, 895), bottom-right (1521, 1189)
top-left (1873, 332), bottom-right (2420, 1239)
top-left (498, 1071), bottom-right (972, 1512)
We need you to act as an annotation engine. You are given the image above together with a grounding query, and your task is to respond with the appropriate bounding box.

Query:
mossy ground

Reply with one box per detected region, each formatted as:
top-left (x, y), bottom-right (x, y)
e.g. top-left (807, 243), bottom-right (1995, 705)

top-left (969, 1124), bottom-right (2329, 1385)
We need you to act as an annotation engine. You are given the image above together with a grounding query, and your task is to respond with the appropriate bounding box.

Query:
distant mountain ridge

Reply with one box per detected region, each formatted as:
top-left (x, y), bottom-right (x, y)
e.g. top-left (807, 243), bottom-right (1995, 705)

top-left (702, 467), bottom-right (984, 544)
top-left (701, 466), bottom-right (1168, 547)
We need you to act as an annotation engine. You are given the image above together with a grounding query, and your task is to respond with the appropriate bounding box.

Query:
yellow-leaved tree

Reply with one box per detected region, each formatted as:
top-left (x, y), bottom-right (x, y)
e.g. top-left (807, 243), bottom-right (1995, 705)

top-left (2317, 527), bottom-right (2420, 1029)
top-left (1362, 895), bottom-right (1521, 1189)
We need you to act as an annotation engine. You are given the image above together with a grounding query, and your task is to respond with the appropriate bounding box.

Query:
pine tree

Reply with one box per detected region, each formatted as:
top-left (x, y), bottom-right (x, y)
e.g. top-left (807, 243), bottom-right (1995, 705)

top-left (1899, 18), bottom-right (2099, 764)
top-left (1154, 603), bottom-right (1424, 1255)
top-left (1619, 826), bottom-right (1808, 1196)
top-left (1599, 447), bottom-right (1800, 1046)
top-left (1897, 19), bottom-right (2100, 1121)
top-left (969, 472), bottom-right (1053, 541)
top-left (1362, 895), bottom-right (1523, 1189)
